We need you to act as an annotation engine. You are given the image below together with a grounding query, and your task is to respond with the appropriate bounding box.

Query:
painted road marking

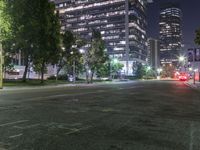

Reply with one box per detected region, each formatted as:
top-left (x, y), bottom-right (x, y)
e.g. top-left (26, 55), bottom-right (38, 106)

top-left (13, 123), bottom-right (40, 129)
top-left (15, 86), bottom-right (142, 102)
top-left (9, 133), bottom-right (23, 139)
top-left (24, 91), bottom-right (107, 102)
top-left (0, 120), bottom-right (29, 127)
top-left (65, 125), bottom-right (92, 135)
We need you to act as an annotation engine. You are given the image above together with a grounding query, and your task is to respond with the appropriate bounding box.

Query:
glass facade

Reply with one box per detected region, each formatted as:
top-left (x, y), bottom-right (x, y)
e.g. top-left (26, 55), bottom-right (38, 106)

top-left (148, 38), bottom-right (160, 70)
top-left (52, 0), bottom-right (148, 65)
top-left (159, 3), bottom-right (182, 64)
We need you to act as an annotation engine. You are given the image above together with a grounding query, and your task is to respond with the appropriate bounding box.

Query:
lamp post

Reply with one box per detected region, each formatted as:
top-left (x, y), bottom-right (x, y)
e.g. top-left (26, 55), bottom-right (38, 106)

top-left (0, 42), bottom-right (3, 89)
top-left (70, 51), bottom-right (76, 83)
top-left (178, 56), bottom-right (186, 72)
top-left (157, 68), bottom-right (163, 79)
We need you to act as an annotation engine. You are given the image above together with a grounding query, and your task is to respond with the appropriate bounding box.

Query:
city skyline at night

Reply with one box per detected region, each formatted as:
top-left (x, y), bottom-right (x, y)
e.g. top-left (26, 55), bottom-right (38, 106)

top-left (147, 0), bottom-right (200, 49)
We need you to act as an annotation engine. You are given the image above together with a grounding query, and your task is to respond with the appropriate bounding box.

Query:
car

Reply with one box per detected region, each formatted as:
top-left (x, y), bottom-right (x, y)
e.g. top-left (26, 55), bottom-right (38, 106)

top-left (178, 74), bottom-right (188, 81)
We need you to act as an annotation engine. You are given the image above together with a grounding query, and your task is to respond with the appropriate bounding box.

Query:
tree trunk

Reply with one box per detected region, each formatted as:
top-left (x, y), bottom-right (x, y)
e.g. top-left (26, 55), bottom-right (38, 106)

top-left (90, 72), bottom-right (94, 83)
top-left (4, 67), bottom-right (6, 79)
top-left (56, 67), bottom-right (61, 81)
top-left (40, 61), bottom-right (45, 84)
top-left (22, 56), bottom-right (29, 82)
top-left (56, 61), bottom-right (64, 81)
top-left (86, 71), bottom-right (89, 84)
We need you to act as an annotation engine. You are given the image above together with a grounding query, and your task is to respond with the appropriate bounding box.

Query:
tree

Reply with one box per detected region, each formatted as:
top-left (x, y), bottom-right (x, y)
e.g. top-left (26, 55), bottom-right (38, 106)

top-left (0, 0), bottom-right (11, 41)
top-left (9, 0), bottom-right (40, 82)
top-left (161, 64), bottom-right (176, 78)
top-left (56, 30), bottom-right (75, 79)
top-left (57, 31), bottom-right (85, 80)
top-left (195, 27), bottom-right (200, 45)
top-left (33, 0), bottom-right (61, 83)
top-left (135, 63), bottom-right (146, 79)
top-left (2, 39), bottom-right (15, 77)
top-left (145, 66), bottom-right (156, 79)
top-left (111, 61), bottom-right (124, 78)
top-left (96, 62), bottom-right (110, 78)
top-left (85, 30), bottom-right (108, 83)
top-left (0, 0), bottom-right (12, 87)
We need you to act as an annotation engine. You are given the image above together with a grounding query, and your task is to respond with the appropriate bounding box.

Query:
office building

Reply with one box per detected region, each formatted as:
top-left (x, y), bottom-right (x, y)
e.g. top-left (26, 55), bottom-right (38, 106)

top-left (148, 38), bottom-right (160, 70)
top-left (159, 2), bottom-right (182, 64)
top-left (52, 0), bottom-right (149, 75)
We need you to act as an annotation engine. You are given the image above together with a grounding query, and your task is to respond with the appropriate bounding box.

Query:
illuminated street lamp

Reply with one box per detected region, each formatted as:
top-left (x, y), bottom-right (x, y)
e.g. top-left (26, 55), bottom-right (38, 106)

top-left (147, 66), bottom-right (151, 71)
top-left (157, 68), bottom-right (163, 79)
top-left (70, 51), bottom-right (76, 83)
top-left (145, 66), bottom-right (152, 80)
top-left (157, 68), bottom-right (163, 74)
top-left (79, 49), bottom-right (85, 54)
top-left (178, 56), bottom-right (186, 72)
top-left (113, 58), bottom-right (118, 64)
top-left (179, 56), bottom-right (185, 62)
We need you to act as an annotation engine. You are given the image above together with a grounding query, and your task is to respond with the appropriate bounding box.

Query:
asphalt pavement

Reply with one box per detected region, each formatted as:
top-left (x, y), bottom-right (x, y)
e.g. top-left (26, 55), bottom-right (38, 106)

top-left (0, 80), bottom-right (200, 150)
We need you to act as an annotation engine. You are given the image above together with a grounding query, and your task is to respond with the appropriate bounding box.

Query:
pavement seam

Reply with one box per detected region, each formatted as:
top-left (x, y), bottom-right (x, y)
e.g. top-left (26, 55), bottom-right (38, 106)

top-left (0, 120), bottom-right (29, 127)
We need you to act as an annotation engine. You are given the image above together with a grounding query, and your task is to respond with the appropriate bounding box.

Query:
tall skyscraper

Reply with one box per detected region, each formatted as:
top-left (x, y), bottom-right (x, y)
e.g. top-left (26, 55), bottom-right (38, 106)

top-left (148, 38), bottom-right (160, 71)
top-left (52, 0), bottom-right (149, 75)
top-left (159, 3), bottom-right (182, 65)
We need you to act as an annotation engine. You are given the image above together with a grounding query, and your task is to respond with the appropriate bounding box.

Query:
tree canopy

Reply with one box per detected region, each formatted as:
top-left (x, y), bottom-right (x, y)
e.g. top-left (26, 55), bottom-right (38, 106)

top-left (0, 0), bottom-right (11, 41)
top-left (85, 30), bottom-right (108, 82)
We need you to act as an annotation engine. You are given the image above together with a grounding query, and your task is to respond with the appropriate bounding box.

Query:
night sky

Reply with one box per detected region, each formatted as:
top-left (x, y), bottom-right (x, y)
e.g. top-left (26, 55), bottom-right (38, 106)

top-left (147, 0), bottom-right (200, 49)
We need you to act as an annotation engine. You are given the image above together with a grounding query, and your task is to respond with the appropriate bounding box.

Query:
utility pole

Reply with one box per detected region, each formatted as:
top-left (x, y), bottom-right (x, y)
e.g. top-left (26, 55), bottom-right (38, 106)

top-left (193, 50), bottom-right (195, 84)
top-left (70, 51), bottom-right (76, 83)
top-left (73, 59), bottom-right (76, 83)
top-left (0, 42), bottom-right (3, 89)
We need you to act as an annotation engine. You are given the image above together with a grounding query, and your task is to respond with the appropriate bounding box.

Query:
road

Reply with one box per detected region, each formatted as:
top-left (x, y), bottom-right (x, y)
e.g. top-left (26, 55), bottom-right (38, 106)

top-left (0, 80), bottom-right (200, 150)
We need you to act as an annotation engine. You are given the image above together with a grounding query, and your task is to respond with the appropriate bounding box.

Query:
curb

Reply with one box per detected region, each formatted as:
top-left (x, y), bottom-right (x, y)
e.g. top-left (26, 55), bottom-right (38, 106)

top-left (0, 81), bottom-right (136, 92)
top-left (184, 82), bottom-right (199, 89)
top-left (0, 84), bottom-right (95, 92)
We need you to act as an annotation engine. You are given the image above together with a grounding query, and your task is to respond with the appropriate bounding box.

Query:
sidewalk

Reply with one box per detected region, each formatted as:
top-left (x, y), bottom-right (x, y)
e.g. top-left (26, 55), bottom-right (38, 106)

top-left (185, 80), bottom-right (200, 89)
top-left (1, 83), bottom-right (97, 91)
top-left (0, 80), bottom-right (134, 91)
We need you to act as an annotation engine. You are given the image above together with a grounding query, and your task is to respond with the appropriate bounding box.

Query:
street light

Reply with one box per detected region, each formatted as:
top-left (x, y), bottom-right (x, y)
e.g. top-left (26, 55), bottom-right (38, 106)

top-left (157, 68), bottom-right (163, 79)
top-left (178, 56), bottom-right (186, 72)
top-left (70, 51), bottom-right (76, 83)
top-left (113, 58), bottom-right (118, 64)
top-left (145, 66), bottom-right (152, 80)
top-left (179, 56), bottom-right (185, 62)
top-left (79, 49), bottom-right (85, 54)
top-left (147, 66), bottom-right (151, 71)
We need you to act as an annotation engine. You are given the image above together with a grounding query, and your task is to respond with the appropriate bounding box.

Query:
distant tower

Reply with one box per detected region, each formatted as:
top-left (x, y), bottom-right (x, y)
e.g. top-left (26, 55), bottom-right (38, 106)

top-left (148, 38), bottom-right (160, 71)
top-left (159, 3), bottom-right (182, 65)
